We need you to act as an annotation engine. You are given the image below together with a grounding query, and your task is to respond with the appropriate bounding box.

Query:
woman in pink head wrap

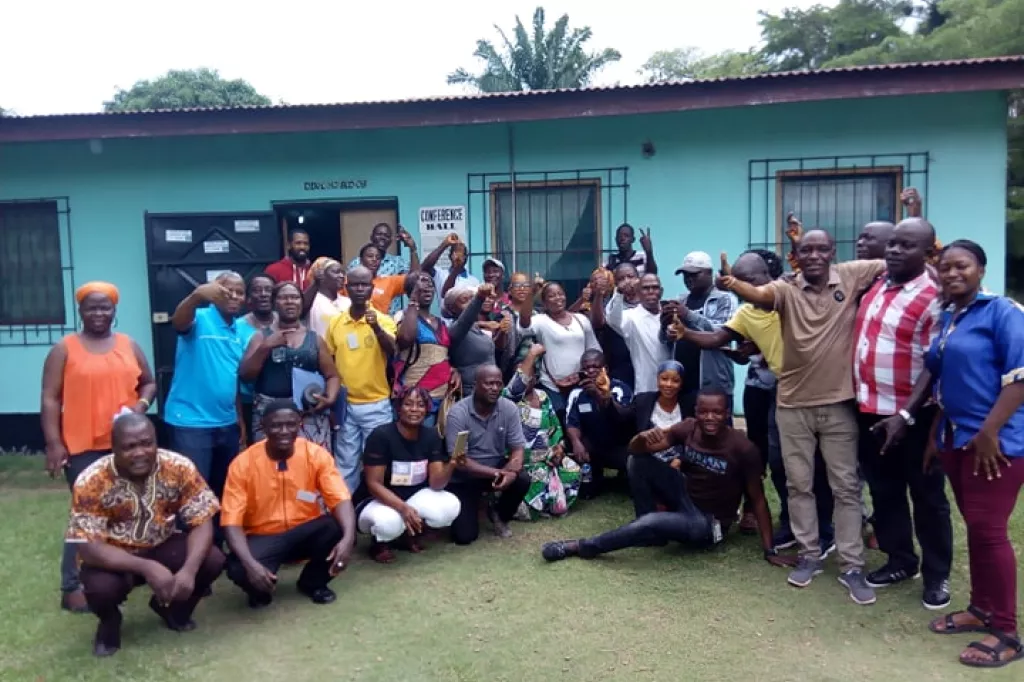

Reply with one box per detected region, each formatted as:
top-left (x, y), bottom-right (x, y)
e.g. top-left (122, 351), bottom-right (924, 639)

top-left (40, 281), bottom-right (157, 613)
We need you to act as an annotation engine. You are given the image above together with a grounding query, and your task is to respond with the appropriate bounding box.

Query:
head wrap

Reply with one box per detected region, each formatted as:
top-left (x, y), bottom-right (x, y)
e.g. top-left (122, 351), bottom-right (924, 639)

top-left (442, 286), bottom-right (474, 319)
top-left (656, 360), bottom-right (685, 377)
top-left (310, 257), bottom-right (342, 280)
top-left (75, 281), bottom-right (119, 305)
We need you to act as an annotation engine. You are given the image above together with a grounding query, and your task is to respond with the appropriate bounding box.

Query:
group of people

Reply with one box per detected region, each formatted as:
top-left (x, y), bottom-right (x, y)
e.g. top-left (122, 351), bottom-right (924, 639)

top-left (41, 196), bottom-right (1024, 668)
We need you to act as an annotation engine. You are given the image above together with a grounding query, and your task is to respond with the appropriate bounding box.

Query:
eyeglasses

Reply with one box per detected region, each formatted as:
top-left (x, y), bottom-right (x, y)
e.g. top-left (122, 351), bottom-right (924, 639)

top-left (509, 282), bottom-right (531, 289)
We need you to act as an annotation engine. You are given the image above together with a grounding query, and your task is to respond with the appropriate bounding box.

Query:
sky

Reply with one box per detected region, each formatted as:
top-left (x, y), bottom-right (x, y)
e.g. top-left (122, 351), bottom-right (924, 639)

top-left (1, 0), bottom-right (829, 116)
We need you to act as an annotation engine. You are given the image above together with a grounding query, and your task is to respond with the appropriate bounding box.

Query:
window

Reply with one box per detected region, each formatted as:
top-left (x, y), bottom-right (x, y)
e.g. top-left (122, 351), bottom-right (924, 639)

top-left (490, 180), bottom-right (601, 300)
top-left (748, 154), bottom-right (929, 263)
top-left (778, 168), bottom-right (901, 262)
top-left (0, 199), bottom-right (68, 332)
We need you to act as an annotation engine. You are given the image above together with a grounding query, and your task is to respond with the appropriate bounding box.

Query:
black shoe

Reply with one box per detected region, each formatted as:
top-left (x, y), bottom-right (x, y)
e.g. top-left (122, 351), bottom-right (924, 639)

top-left (247, 591), bottom-right (273, 609)
top-left (92, 611), bottom-right (122, 657)
top-left (148, 596), bottom-right (196, 632)
top-left (541, 540), bottom-right (580, 562)
top-left (772, 527), bottom-right (797, 551)
top-left (865, 564), bottom-right (921, 588)
top-left (923, 579), bottom-right (952, 610)
top-left (298, 584), bottom-right (336, 605)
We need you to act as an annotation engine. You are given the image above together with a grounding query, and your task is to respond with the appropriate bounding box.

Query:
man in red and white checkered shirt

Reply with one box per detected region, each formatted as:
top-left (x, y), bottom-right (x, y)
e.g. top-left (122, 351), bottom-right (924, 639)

top-left (852, 217), bottom-right (953, 611)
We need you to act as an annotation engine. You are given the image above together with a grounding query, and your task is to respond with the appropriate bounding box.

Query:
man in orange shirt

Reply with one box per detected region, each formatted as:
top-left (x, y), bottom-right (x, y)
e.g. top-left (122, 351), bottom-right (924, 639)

top-left (222, 399), bottom-right (356, 608)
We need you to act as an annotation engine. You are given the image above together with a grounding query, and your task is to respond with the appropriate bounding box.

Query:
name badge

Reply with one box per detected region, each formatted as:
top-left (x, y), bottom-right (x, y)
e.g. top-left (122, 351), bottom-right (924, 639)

top-left (346, 332), bottom-right (359, 350)
top-left (390, 460), bottom-right (428, 487)
top-left (296, 490), bottom-right (318, 503)
top-left (579, 403), bottom-right (593, 414)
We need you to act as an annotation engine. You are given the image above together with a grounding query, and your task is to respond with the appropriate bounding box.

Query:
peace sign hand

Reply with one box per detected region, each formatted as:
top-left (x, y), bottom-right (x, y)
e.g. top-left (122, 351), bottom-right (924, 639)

top-left (639, 228), bottom-right (653, 252)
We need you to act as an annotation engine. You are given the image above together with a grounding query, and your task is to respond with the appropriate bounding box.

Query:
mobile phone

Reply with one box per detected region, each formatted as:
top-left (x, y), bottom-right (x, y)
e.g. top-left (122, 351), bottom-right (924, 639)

top-left (452, 430), bottom-right (470, 460)
top-left (577, 370), bottom-right (587, 382)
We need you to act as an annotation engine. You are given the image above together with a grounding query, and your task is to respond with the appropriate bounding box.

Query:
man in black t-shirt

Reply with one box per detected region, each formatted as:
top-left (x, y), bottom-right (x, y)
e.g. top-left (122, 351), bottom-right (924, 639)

top-left (542, 391), bottom-right (795, 568)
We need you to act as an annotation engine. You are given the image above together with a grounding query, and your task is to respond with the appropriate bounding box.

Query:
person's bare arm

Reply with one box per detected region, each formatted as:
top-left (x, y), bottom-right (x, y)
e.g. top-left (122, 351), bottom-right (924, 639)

top-left (238, 333), bottom-right (270, 382)
top-left (129, 340), bottom-right (158, 410)
top-left (503, 446), bottom-right (525, 473)
top-left (223, 526), bottom-right (258, 568)
top-left (718, 276), bottom-right (776, 307)
top-left (179, 518), bottom-right (215, 577)
top-left (40, 342), bottom-right (67, 471)
top-left (428, 459), bottom-right (457, 490)
top-left (396, 304), bottom-right (420, 351)
top-left (680, 327), bottom-right (738, 350)
top-left (589, 288), bottom-right (607, 330)
top-left (316, 338), bottom-right (341, 405)
top-left (639, 228), bottom-right (657, 275)
top-left (171, 284), bottom-right (222, 333)
top-left (450, 294), bottom-right (486, 346)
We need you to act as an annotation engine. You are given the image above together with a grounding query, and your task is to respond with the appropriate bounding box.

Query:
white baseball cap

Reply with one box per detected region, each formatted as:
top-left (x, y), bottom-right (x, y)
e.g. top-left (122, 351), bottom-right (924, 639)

top-left (482, 257), bottom-right (506, 272)
top-left (676, 251), bottom-right (713, 275)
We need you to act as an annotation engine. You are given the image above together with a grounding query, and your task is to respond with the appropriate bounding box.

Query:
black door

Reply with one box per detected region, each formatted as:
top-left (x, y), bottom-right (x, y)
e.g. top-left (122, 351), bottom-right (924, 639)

top-left (145, 211), bottom-right (279, 415)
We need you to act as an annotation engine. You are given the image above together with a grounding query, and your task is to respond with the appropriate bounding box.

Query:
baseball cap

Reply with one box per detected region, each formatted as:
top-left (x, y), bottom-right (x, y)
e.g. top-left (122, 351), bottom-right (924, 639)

top-left (482, 257), bottom-right (506, 272)
top-left (675, 251), bottom-right (713, 275)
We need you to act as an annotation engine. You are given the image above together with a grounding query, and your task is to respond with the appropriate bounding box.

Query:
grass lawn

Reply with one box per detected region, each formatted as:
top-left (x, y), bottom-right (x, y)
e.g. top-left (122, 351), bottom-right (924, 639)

top-left (1, 454), bottom-right (1022, 682)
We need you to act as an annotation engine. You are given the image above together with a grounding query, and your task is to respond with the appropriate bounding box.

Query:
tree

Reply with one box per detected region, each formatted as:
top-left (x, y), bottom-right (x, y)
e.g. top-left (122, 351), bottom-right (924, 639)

top-left (103, 68), bottom-right (272, 113)
top-left (447, 7), bottom-right (621, 92)
top-left (639, 48), bottom-right (767, 83)
top-left (758, 0), bottom-right (915, 71)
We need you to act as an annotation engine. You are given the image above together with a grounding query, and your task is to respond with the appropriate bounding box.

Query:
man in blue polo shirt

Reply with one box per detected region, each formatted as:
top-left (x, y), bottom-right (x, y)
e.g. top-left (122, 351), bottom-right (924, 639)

top-left (164, 272), bottom-right (255, 506)
top-left (566, 349), bottom-right (634, 497)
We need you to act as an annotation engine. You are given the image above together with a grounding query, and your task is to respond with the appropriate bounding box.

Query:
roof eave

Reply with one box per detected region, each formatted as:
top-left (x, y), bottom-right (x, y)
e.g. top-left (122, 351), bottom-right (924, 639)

top-left (0, 60), bottom-right (1020, 144)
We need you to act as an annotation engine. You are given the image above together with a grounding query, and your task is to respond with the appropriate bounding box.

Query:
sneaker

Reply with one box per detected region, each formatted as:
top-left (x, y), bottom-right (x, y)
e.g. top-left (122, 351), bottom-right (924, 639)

top-left (772, 527), bottom-right (797, 550)
top-left (865, 565), bottom-right (921, 588)
top-left (922, 579), bottom-right (952, 610)
top-left (819, 539), bottom-right (837, 560)
top-left (838, 570), bottom-right (877, 605)
top-left (541, 540), bottom-right (579, 562)
top-left (787, 557), bottom-right (824, 588)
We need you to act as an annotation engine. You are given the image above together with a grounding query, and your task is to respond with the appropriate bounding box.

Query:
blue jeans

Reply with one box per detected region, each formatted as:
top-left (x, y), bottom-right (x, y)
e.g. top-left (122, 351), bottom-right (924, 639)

top-left (767, 398), bottom-right (835, 545)
top-left (334, 399), bottom-right (393, 494)
top-left (167, 424), bottom-right (241, 499)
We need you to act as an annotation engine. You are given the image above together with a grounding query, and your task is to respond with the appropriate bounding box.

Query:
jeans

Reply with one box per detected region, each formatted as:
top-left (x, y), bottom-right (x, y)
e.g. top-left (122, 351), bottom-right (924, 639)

top-left (858, 408), bottom-right (952, 584)
top-left (334, 399), bottom-right (393, 494)
top-left (60, 451), bottom-right (110, 594)
top-left (357, 489), bottom-right (462, 542)
top-left (167, 423), bottom-right (240, 500)
top-left (776, 401), bottom-right (863, 572)
top-left (226, 516), bottom-right (344, 596)
top-left (768, 399), bottom-right (835, 544)
top-left (941, 449), bottom-right (1024, 634)
top-left (579, 455), bottom-right (715, 556)
top-left (81, 533), bottom-right (225, 650)
top-left (448, 472), bottom-right (531, 545)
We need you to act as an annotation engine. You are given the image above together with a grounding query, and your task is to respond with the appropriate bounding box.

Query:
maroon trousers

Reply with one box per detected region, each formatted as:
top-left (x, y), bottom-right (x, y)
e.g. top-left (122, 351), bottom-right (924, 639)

top-left (80, 533), bottom-right (225, 649)
top-left (940, 450), bottom-right (1024, 634)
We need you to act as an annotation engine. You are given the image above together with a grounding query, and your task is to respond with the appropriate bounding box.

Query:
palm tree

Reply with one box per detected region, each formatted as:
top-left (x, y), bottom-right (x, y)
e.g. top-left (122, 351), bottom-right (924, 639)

top-left (447, 7), bottom-right (622, 93)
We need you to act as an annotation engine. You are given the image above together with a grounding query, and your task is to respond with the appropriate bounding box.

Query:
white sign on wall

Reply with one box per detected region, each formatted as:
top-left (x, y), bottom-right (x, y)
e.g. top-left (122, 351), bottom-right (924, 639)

top-left (418, 205), bottom-right (466, 269)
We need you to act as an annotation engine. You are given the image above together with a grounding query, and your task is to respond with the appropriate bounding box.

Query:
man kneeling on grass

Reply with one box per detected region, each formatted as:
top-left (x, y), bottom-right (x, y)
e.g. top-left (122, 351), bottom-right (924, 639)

top-left (542, 390), bottom-right (797, 568)
top-left (67, 414), bottom-right (224, 657)
top-left (222, 399), bottom-right (356, 608)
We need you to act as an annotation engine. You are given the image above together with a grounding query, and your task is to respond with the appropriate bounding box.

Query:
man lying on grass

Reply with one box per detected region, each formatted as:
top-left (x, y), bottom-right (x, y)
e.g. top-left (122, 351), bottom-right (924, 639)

top-left (542, 390), bottom-right (797, 567)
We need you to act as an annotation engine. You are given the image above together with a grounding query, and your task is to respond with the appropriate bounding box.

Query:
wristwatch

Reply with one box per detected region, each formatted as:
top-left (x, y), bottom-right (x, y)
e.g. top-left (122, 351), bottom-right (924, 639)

top-left (898, 408), bottom-right (916, 426)
top-left (763, 548), bottom-right (779, 560)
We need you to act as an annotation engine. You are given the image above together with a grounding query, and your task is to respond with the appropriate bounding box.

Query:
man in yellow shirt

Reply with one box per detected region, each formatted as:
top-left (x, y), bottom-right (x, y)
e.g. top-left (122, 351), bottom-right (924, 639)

top-left (325, 265), bottom-right (397, 493)
top-left (672, 251), bottom-right (835, 558)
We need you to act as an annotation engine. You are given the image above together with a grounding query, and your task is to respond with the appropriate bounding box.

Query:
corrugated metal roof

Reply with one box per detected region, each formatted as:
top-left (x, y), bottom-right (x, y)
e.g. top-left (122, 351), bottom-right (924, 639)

top-left (9, 55), bottom-right (1024, 119)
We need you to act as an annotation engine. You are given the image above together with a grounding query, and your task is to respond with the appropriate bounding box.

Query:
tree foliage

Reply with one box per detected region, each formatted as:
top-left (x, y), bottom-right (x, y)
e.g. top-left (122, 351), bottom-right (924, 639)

top-left (447, 7), bottom-right (621, 92)
top-left (103, 68), bottom-right (272, 113)
top-left (639, 48), bottom-right (767, 82)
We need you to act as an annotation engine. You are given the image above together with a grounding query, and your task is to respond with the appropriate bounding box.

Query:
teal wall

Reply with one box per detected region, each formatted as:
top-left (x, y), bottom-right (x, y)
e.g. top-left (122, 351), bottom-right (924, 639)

top-left (0, 91), bottom-right (1009, 414)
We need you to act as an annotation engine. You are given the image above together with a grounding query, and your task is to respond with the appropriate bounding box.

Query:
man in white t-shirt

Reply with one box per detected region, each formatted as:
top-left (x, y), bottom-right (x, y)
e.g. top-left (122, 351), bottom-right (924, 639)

top-left (591, 273), bottom-right (669, 393)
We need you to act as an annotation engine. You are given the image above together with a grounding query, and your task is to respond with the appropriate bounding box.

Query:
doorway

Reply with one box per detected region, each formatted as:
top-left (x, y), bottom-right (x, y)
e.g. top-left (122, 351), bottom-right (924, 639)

top-left (274, 199), bottom-right (400, 265)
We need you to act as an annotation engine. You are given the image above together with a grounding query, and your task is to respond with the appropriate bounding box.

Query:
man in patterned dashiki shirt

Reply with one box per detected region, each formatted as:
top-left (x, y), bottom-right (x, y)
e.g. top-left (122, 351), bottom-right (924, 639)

top-left (66, 413), bottom-right (224, 657)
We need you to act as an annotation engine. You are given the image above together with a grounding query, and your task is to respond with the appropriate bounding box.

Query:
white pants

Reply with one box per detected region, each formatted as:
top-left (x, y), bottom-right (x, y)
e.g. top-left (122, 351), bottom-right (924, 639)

top-left (357, 488), bottom-right (462, 542)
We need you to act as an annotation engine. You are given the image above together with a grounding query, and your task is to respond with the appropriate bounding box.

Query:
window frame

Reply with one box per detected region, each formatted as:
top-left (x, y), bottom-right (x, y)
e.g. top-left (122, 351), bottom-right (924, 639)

top-left (774, 165), bottom-right (904, 258)
top-left (487, 177), bottom-right (603, 270)
top-left (0, 199), bottom-right (67, 326)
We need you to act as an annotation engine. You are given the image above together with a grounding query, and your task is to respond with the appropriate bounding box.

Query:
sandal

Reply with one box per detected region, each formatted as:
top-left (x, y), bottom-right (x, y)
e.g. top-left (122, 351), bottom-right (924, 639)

top-left (369, 542), bottom-right (396, 564)
top-left (929, 605), bottom-right (991, 635)
top-left (960, 632), bottom-right (1024, 669)
top-left (398, 533), bottom-right (425, 553)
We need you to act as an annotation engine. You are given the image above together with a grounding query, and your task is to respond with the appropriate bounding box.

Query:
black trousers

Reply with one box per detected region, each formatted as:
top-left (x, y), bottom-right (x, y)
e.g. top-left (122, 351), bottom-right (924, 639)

top-left (581, 441), bottom-right (630, 497)
top-left (741, 386), bottom-right (773, 513)
top-left (857, 407), bottom-right (952, 583)
top-left (579, 455), bottom-right (715, 556)
top-left (226, 516), bottom-right (343, 595)
top-left (448, 472), bottom-right (531, 545)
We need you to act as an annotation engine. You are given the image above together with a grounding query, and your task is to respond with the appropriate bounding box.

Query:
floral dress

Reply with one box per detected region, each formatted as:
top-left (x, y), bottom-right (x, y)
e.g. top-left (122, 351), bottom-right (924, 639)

top-left (503, 371), bottom-right (581, 520)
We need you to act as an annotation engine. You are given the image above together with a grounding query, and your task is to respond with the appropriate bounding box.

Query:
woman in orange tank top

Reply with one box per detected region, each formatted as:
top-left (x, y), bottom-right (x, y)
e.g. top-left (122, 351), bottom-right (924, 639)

top-left (40, 282), bottom-right (157, 613)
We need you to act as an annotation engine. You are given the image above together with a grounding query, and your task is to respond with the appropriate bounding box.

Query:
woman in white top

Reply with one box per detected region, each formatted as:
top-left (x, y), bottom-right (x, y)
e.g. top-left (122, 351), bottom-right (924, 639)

top-left (614, 360), bottom-right (687, 464)
top-left (516, 281), bottom-right (601, 417)
top-left (306, 258), bottom-right (351, 340)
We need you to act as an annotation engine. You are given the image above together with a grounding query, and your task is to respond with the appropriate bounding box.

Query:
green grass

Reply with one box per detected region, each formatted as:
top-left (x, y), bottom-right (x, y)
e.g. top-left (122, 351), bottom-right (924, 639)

top-left (1, 455), bottom-right (1022, 682)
